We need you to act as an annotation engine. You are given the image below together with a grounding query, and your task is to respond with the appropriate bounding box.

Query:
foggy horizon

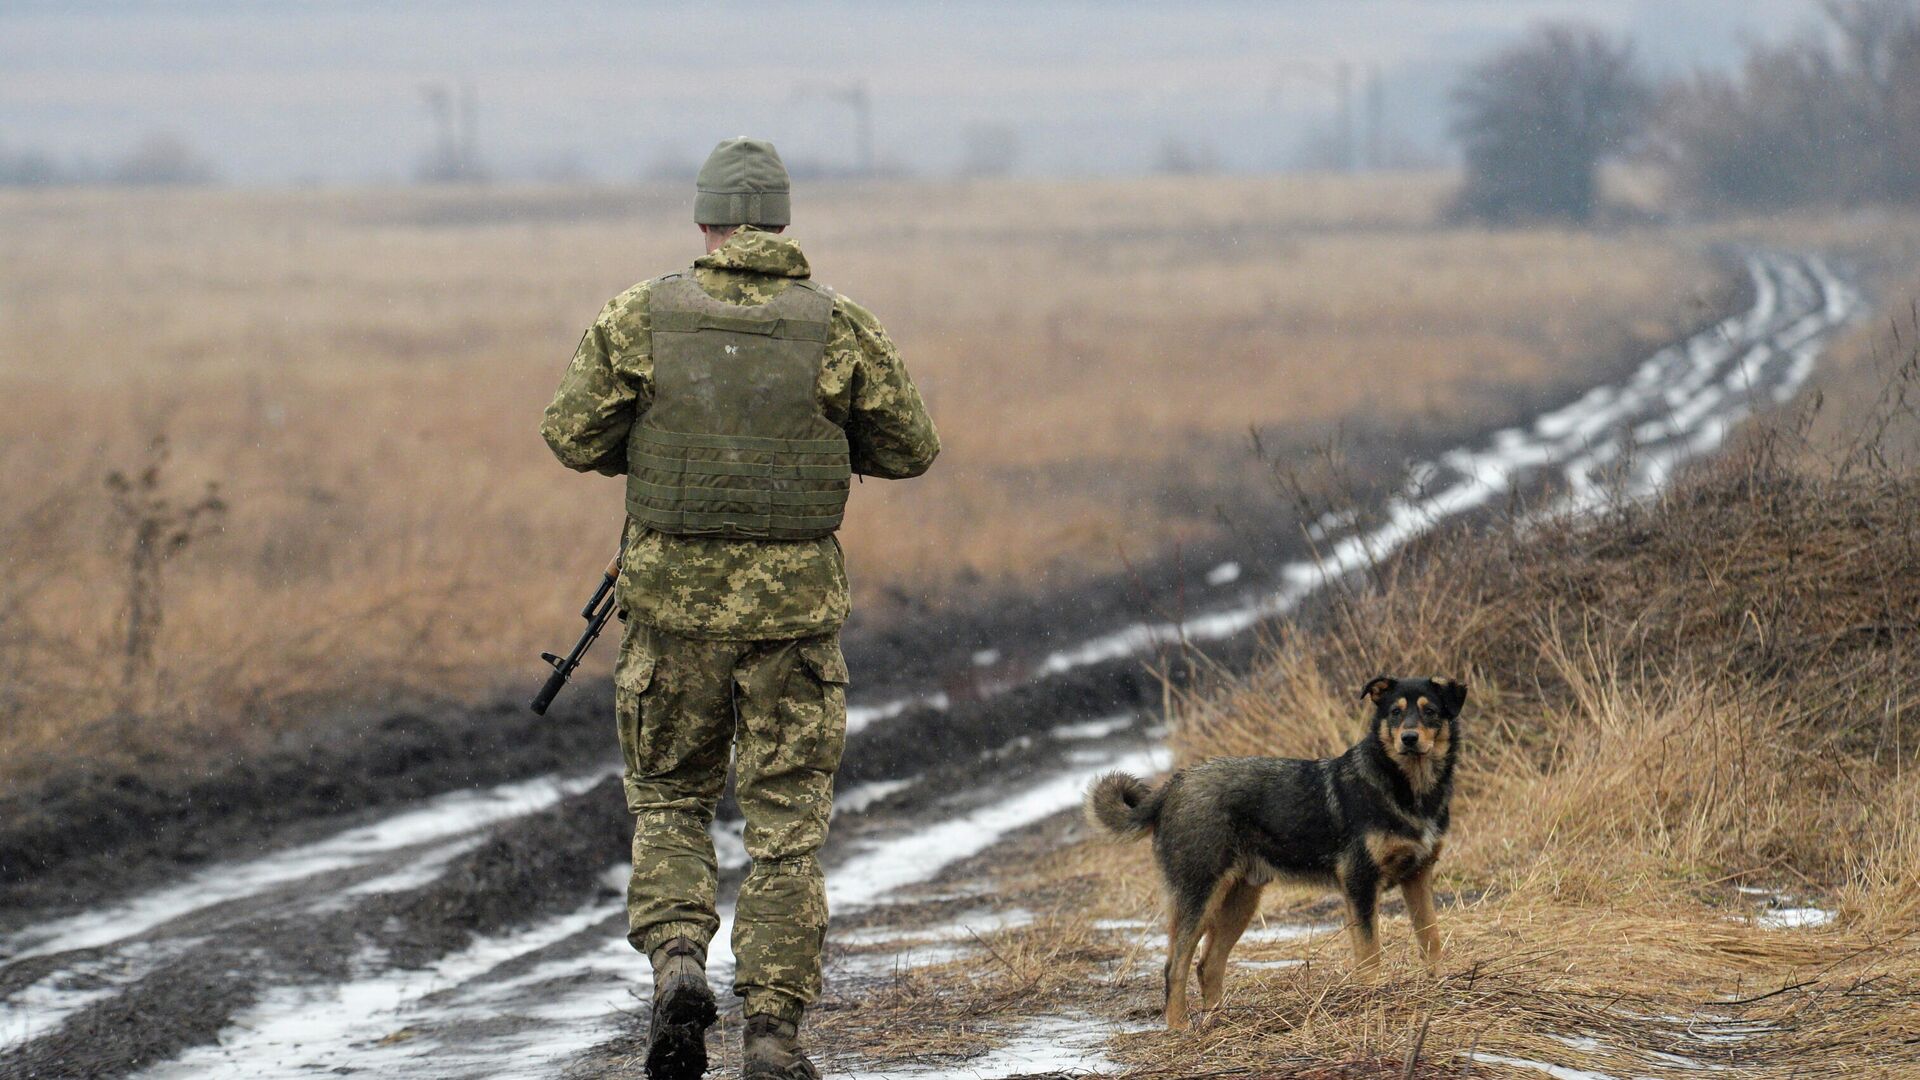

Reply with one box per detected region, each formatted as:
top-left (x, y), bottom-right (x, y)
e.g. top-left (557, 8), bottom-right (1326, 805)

top-left (4, 0), bottom-right (1819, 186)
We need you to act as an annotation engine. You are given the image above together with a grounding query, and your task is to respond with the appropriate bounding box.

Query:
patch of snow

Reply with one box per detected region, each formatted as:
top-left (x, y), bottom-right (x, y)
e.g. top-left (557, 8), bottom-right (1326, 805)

top-left (1756, 906), bottom-right (1834, 929)
top-left (711, 819), bottom-right (750, 872)
top-left (1205, 561), bottom-right (1241, 586)
top-left (1467, 1051), bottom-right (1621, 1080)
top-left (1240, 922), bottom-right (1329, 943)
top-left (333, 837), bottom-right (487, 901)
top-left (847, 692), bottom-right (950, 736)
top-left (972, 648), bottom-right (1002, 667)
top-left (837, 777), bottom-right (918, 815)
top-left (1051, 715), bottom-right (1134, 741)
top-left (1306, 508), bottom-right (1358, 543)
top-left (0, 941), bottom-right (173, 1048)
top-left (827, 745), bottom-right (1170, 909)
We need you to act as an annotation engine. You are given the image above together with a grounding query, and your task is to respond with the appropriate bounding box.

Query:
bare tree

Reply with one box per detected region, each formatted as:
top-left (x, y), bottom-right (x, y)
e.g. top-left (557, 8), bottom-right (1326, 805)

top-left (1450, 23), bottom-right (1651, 223)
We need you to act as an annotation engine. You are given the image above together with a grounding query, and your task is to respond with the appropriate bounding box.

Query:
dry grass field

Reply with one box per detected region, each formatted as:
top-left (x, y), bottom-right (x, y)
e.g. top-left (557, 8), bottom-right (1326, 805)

top-left (0, 173), bottom-right (1720, 780)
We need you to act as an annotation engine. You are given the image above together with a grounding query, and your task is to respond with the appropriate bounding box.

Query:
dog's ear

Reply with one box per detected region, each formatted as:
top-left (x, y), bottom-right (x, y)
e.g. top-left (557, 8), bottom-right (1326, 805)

top-left (1359, 676), bottom-right (1396, 704)
top-left (1429, 676), bottom-right (1468, 715)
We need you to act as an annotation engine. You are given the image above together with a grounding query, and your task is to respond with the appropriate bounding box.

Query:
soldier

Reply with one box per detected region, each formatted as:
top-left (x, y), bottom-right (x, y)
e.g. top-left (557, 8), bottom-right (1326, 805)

top-left (540, 137), bottom-right (939, 1080)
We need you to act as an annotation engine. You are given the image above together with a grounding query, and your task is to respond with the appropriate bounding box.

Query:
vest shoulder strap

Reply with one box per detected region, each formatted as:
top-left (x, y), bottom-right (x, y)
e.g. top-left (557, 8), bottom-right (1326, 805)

top-left (648, 269), bottom-right (833, 341)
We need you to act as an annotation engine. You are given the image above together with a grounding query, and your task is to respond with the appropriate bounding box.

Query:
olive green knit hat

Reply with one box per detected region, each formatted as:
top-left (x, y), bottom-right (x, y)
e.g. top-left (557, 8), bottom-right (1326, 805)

top-left (694, 137), bottom-right (791, 227)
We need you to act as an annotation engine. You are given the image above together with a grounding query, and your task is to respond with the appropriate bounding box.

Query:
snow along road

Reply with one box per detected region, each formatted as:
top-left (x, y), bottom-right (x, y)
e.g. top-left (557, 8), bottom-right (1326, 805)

top-left (0, 250), bottom-right (1861, 1078)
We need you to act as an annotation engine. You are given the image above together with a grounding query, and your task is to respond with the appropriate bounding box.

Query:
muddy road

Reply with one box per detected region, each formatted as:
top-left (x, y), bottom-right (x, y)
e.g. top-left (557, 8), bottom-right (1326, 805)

top-left (0, 251), bottom-right (1861, 1079)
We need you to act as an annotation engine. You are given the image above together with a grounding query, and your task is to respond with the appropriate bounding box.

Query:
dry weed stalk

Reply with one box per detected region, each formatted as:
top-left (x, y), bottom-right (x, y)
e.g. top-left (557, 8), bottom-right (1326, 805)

top-left (103, 434), bottom-right (225, 714)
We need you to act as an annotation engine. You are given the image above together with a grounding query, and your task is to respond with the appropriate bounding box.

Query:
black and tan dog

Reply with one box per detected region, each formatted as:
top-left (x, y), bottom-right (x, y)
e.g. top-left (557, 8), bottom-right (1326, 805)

top-left (1085, 675), bottom-right (1465, 1028)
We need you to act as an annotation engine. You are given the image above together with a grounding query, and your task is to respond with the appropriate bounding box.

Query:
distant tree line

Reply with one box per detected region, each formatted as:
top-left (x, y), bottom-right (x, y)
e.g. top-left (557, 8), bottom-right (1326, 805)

top-left (0, 133), bottom-right (219, 188)
top-left (1453, 0), bottom-right (1920, 223)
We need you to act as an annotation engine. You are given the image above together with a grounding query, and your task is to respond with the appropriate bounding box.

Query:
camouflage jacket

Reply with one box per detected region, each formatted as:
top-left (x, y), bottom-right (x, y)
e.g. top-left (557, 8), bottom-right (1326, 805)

top-left (540, 227), bottom-right (940, 640)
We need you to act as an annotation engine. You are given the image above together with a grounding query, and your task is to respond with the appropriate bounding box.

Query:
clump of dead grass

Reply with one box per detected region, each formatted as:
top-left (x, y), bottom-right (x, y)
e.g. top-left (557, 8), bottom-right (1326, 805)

top-left (1138, 421), bottom-right (1920, 1073)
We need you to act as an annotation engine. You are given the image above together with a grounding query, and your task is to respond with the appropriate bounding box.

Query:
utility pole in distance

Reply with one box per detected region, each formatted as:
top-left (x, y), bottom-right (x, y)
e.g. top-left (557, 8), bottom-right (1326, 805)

top-left (1335, 60), bottom-right (1353, 171)
top-left (1366, 64), bottom-right (1385, 170)
top-left (1269, 59), bottom-right (1366, 172)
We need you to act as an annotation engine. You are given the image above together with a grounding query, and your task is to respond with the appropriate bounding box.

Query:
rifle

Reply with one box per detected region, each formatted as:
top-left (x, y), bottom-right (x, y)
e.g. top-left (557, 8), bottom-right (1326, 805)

top-left (531, 548), bottom-right (622, 715)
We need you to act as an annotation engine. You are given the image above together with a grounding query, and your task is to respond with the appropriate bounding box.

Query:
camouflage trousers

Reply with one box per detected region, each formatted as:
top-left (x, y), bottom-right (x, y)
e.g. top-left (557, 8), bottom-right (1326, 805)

top-left (615, 618), bottom-right (848, 1024)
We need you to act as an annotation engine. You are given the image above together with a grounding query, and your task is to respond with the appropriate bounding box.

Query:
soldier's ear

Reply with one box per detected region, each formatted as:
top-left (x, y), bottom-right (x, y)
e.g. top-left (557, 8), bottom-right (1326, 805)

top-left (1359, 676), bottom-right (1396, 704)
top-left (1429, 677), bottom-right (1468, 715)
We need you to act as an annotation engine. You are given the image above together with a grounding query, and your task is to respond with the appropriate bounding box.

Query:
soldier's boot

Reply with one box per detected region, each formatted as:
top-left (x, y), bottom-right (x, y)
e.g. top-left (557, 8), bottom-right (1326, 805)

top-left (741, 1013), bottom-right (819, 1080)
top-left (645, 937), bottom-right (716, 1080)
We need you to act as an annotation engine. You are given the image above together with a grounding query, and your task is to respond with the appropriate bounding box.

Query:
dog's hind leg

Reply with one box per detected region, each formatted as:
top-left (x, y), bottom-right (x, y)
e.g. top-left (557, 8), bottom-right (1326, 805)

top-left (1402, 864), bottom-right (1442, 976)
top-left (1338, 861), bottom-right (1382, 979)
top-left (1162, 906), bottom-right (1205, 1030)
top-left (1197, 879), bottom-right (1262, 1011)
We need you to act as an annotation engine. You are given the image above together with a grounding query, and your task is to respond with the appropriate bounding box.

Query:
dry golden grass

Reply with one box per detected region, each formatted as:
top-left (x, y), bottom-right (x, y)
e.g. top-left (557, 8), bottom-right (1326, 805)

top-left (0, 174), bottom-right (1716, 780)
top-left (820, 416), bottom-right (1920, 1077)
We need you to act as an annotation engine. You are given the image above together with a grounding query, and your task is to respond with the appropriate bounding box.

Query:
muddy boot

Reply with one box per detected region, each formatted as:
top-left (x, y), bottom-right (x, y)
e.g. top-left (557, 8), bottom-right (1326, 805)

top-left (645, 937), bottom-right (716, 1080)
top-left (741, 1013), bottom-right (818, 1080)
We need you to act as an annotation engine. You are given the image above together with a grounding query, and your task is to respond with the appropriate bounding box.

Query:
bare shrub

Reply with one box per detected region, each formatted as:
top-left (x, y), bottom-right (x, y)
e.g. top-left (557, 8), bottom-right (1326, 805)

top-left (108, 133), bottom-right (220, 187)
top-left (104, 435), bottom-right (226, 713)
top-left (1660, 0), bottom-right (1920, 210)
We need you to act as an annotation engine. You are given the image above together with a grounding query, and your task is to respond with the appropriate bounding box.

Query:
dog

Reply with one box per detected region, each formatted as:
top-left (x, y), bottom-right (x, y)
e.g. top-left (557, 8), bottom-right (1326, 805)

top-left (1084, 675), bottom-right (1466, 1029)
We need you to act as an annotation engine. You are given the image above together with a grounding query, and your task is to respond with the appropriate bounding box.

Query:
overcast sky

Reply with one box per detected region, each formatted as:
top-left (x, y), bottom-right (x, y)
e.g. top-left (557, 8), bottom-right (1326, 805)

top-left (2, 0), bottom-right (1821, 184)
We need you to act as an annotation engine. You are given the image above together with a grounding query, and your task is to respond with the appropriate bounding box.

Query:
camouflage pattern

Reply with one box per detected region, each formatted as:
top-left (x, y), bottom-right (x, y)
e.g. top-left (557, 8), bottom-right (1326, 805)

top-left (616, 618), bottom-right (847, 1023)
top-left (543, 224), bottom-right (936, 1024)
top-left (540, 226), bottom-right (941, 640)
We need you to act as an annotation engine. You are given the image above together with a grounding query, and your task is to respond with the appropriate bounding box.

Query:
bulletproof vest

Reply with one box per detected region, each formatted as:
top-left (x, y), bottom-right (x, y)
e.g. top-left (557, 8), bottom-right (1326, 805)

top-left (626, 271), bottom-right (850, 541)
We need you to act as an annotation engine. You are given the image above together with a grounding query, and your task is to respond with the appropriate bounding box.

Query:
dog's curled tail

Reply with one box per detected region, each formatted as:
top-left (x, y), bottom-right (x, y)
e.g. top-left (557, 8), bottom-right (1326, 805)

top-left (1084, 771), bottom-right (1164, 842)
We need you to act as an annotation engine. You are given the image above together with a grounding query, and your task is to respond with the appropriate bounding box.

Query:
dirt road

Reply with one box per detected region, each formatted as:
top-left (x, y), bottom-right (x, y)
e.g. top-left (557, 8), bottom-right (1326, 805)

top-left (0, 251), bottom-right (1860, 1079)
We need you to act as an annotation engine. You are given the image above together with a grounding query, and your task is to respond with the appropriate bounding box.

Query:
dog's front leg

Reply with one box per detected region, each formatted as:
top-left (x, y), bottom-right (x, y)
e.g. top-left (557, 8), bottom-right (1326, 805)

top-left (1338, 861), bottom-right (1382, 978)
top-left (1402, 864), bottom-right (1442, 976)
